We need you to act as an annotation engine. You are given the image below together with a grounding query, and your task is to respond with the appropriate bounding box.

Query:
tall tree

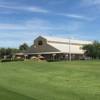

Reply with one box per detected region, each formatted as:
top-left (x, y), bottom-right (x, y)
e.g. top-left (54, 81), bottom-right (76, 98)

top-left (82, 41), bottom-right (100, 59)
top-left (19, 43), bottom-right (29, 52)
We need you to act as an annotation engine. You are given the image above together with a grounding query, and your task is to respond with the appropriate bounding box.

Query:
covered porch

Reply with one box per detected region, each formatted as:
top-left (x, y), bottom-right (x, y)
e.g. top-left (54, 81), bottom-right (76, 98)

top-left (25, 52), bottom-right (84, 61)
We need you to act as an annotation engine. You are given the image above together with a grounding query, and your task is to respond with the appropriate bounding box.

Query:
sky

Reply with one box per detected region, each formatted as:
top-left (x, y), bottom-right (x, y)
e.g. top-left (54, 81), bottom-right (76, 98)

top-left (0, 0), bottom-right (100, 48)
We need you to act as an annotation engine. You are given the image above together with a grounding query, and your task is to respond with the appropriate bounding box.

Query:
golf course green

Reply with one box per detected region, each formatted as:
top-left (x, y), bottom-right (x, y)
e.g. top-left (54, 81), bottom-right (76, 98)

top-left (0, 60), bottom-right (100, 100)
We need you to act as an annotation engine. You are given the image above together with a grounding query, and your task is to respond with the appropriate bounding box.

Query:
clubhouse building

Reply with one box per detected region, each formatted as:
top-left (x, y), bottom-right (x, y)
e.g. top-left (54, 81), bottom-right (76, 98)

top-left (19, 36), bottom-right (92, 61)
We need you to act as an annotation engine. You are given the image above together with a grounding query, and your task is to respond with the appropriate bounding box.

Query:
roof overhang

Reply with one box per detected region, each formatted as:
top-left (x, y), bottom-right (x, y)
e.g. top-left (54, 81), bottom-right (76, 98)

top-left (25, 52), bottom-right (83, 55)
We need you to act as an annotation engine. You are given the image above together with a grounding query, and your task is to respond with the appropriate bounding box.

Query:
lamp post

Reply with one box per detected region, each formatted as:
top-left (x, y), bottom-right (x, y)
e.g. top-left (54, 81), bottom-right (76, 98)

top-left (69, 38), bottom-right (71, 61)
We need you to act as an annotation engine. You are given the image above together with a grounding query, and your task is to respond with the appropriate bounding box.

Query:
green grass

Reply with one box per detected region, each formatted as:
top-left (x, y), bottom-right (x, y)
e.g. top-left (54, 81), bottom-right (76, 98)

top-left (0, 60), bottom-right (100, 100)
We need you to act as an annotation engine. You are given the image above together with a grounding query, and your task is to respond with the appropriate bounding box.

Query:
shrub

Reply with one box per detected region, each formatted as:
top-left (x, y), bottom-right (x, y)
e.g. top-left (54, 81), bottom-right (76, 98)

top-left (1, 58), bottom-right (24, 62)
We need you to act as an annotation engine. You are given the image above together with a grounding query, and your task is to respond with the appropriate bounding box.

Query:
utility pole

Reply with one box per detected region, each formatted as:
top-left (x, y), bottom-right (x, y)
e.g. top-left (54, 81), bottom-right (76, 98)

top-left (69, 38), bottom-right (71, 61)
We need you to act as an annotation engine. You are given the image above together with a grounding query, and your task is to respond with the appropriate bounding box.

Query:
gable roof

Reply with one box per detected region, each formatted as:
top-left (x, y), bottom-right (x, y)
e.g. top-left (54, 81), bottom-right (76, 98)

top-left (48, 42), bottom-right (84, 54)
top-left (40, 36), bottom-right (92, 45)
top-left (36, 36), bottom-right (92, 54)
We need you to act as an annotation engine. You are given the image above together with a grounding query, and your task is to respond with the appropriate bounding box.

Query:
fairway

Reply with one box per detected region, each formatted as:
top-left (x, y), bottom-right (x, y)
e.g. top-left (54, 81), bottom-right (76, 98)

top-left (0, 61), bottom-right (100, 100)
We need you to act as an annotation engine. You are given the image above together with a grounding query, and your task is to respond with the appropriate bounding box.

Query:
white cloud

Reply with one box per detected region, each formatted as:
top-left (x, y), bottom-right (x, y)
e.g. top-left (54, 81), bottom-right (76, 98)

top-left (0, 1), bottom-right (94, 21)
top-left (0, 18), bottom-right (82, 33)
top-left (0, 20), bottom-right (57, 31)
top-left (24, 18), bottom-right (84, 38)
top-left (57, 13), bottom-right (92, 21)
top-left (0, 19), bottom-right (54, 30)
top-left (0, 4), bottom-right (48, 13)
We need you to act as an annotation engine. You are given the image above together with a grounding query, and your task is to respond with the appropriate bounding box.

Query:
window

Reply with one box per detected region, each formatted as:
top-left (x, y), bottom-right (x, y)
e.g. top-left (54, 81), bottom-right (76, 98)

top-left (38, 40), bottom-right (43, 46)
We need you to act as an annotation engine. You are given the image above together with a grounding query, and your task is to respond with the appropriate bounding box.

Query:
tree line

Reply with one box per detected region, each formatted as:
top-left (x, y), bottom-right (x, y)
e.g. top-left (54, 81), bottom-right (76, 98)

top-left (0, 43), bottom-right (29, 59)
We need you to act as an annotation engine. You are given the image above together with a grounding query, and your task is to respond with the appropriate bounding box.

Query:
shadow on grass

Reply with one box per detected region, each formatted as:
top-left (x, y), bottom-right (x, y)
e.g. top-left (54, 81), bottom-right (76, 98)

top-left (0, 86), bottom-right (37, 100)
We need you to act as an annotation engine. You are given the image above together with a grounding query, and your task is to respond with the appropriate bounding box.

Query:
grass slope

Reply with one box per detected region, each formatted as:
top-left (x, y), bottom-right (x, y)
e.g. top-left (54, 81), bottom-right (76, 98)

top-left (0, 61), bottom-right (100, 100)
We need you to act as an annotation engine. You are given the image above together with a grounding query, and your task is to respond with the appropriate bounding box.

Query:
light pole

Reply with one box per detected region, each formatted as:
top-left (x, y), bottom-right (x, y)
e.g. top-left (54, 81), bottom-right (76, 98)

top-left (69, 38), bottom-right (71, 61)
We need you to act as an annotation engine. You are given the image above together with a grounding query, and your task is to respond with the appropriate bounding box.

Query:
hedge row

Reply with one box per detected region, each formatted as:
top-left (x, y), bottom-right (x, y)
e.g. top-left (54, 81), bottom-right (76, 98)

top-left (1, 59), bottom-right (24, 62)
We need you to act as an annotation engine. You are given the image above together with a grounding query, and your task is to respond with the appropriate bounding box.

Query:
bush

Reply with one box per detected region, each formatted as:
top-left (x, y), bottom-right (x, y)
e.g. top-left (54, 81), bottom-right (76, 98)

top-left (1, 58), bottom-right (24, 62)
top-left (1, 59), bottom-right (11, 62)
